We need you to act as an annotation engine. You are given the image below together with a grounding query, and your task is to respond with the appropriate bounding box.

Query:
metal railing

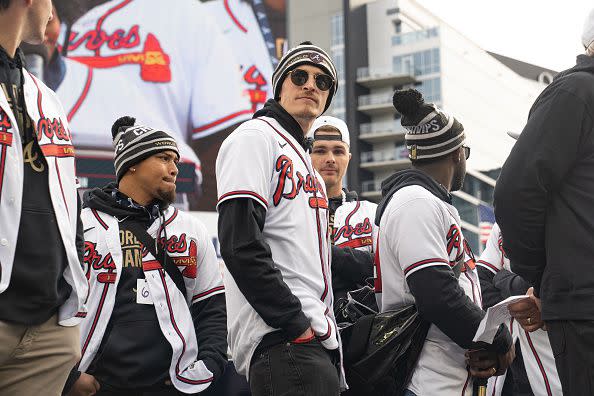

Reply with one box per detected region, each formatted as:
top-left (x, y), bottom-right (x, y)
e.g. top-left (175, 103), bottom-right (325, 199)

top-left (357, 63), bottom-right (414, 80)
top-left (360, 121), bottom-right (406, 135)
top-left (392, 27), bottom-right (439, 46)
top-left (360, 146), bottom-right (409, 163)
top-left (358, 93), bottom-right (393, 107)
top-left (361, 180), bottom-right (383, 193)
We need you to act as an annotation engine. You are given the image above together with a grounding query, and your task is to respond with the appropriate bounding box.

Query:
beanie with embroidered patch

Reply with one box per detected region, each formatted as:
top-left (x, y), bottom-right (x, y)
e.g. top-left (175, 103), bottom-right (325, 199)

top-left (111, 116), bottom-right (179, 182)
top-left (272, 41), bottom-right (338, 112)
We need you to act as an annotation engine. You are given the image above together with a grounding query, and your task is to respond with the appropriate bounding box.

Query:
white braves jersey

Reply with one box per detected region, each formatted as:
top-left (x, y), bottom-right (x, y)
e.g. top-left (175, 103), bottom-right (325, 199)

top-left (202, 0), bottom-right (274, 113)
top-left (58, 0), bottom-right (251, 148)
top-left (216, 116), bottom-right (343, 382)
top-left (332, 199), bottom-right (377, 254)
top-left (79, 206), bottom-right (224, 394)
top-left (478, 223), bottom-right (562, 396)
top-left (377, 185), bottom-right (481, 396)
top-left (0, 70), bottom-right (87, 326)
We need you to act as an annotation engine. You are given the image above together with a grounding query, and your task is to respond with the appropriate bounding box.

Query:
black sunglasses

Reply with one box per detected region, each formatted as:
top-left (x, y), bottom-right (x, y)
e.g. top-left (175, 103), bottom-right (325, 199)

top-left (463, 145), bottom-right (470, 160)
top-left (288, 69), bottom-right (334, 91)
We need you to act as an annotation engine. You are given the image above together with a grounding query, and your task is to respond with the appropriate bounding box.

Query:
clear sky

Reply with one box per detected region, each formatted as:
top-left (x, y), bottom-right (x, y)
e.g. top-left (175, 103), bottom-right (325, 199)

top-left (416, 0), bottom-right (593, 72)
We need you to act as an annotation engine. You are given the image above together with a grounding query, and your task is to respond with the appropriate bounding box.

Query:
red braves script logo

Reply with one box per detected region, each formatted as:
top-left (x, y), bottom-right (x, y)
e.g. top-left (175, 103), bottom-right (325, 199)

top-left (68, 25), bottom-right (171, 83)
top-left (0, 108), bottom-right (13, 146)
top-left (273, 155), bottom-right (327, 208)
top-left (37, 117), bottom-right (71, 143)
top-left (334, 218), bottom-right (373, 241)
top-left (446, 224), bottom-right (463, 264)
top-left (84, 241), bottom-right (115, 270)
top-left (171, 239), bottom-right (198, 278)
top-left (158, 233), bottom-right (188, 254)
top-left (243, 65), bottom-right (268, 111)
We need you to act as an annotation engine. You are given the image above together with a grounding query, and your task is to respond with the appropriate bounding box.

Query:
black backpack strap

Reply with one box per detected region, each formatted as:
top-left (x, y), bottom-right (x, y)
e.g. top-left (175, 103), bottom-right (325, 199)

top-left (122, 220), bottom-right (186, 295)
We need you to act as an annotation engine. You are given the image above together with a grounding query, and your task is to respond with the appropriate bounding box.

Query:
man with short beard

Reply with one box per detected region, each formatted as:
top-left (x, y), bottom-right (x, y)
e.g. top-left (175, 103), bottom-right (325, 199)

top-left (217, 41), bottom-right (344, 395)
top-left (307, 116), bottom-right (377, 305)
top-left (65, 116), bottom-right (227, 396)
top-left (375, 89), bottom-right (514, 395)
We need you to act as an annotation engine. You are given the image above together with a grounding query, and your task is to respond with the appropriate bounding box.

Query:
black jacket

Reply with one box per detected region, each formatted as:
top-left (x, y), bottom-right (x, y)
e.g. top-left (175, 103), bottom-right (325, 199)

top-left (377, 169), bottom-right (511, 354)
top-left (495, 54), bottom-right (594, 321)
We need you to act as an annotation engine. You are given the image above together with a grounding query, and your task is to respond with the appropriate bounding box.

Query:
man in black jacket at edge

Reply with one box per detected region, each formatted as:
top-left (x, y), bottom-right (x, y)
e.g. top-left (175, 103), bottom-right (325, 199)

top-left (494, 10), bottom-right (594, 395)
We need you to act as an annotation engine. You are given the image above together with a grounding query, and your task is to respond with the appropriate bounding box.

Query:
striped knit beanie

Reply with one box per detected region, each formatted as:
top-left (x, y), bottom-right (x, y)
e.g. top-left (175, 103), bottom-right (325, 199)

top-left (272, 41), bottom-right (338, 112)
top-left (393, 89), bottom-right (465, 161)
top-left (111, 116), bottom-right (179, 182)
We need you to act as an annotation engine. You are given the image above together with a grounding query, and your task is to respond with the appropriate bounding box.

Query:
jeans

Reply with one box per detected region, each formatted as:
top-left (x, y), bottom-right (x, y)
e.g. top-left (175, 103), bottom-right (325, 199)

top-left (249, 338), bottom-right (340, 396)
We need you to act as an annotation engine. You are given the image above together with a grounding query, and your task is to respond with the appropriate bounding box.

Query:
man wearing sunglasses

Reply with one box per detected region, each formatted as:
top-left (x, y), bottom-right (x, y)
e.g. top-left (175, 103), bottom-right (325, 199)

top-left (216, 41), bottom-right (344, 395)
top-left (375, 89), bottom-right (514, 395)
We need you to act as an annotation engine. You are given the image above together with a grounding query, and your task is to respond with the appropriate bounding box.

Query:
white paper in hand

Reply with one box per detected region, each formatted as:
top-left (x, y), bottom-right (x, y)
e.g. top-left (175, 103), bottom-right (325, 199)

top-left (473, 295), bottom-right (531, 343)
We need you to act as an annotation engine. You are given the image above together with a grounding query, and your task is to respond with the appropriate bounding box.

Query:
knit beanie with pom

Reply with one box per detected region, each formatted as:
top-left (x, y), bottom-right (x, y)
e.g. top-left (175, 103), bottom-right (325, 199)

top-left (111, 116), bottom-right (179, 182)
top-left (392, 89), bottom-right (465, 160)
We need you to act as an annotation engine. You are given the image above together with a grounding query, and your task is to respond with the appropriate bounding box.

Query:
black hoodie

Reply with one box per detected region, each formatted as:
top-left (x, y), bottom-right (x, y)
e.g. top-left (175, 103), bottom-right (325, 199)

top-left (495, 54), bottom-right (594, 321)
top-left (63, 184), bottom-right (227, 392)
top-left (376, 169), bottom-right (511, 354)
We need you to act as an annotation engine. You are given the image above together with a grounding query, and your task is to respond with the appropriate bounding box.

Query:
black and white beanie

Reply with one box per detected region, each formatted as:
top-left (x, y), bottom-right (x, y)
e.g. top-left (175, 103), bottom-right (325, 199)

top-left (111, 116), bottom-right (179, 181)
top-left (272, 41), bottom-right (338, 112)
top-left (393, 89), bottom-right (465, 161)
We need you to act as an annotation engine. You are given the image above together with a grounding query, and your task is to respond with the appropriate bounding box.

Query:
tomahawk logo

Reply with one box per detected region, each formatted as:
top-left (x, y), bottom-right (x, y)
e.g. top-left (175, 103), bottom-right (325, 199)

top-left (308, 52), bottom-right (323, 63)
top-left (68, 25), bottom-right (171, 83)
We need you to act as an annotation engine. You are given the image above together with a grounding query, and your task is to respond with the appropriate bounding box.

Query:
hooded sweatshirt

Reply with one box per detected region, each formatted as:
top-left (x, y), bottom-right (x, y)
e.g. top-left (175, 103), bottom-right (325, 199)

top-left (377, 169), bottom-right (511, 354)
top-left (76, 183), bottom-right (226, 390)
top-left (83, 184), bottom-right (174, 389)
top-left (495, 54), bottom-right (594, 320)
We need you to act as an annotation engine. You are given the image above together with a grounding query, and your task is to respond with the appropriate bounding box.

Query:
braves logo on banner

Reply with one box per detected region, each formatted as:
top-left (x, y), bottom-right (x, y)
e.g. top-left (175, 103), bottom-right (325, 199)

top-left (68, 24), bottom-right (171, 83)
top-left (273, 154), bottom-right (328, 209)
top-left (243, 65), bottom-right (268, 111)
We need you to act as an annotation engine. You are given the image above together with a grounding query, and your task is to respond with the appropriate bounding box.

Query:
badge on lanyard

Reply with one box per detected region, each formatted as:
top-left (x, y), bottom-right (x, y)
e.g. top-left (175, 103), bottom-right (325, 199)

top-left (136, 279), bottom-right (153, 305)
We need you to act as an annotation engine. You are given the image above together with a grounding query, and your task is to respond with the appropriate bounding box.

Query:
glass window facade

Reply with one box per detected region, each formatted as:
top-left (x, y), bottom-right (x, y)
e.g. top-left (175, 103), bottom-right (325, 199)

top-left (331, 13), bottom-right (344, 47)
top-left (330, 12), bottom-right (345, 116)
top-left (392, 27), bottom-right (438, 46)
top-left (415, 77), bottom-right (441, 102)
top-left (393, 48), bottom-right (440, 76)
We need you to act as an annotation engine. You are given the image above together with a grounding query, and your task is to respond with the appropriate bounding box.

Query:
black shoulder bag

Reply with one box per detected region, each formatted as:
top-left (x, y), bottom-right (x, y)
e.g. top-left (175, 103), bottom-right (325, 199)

top-left (338, 260), bottom-right (466, 396)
